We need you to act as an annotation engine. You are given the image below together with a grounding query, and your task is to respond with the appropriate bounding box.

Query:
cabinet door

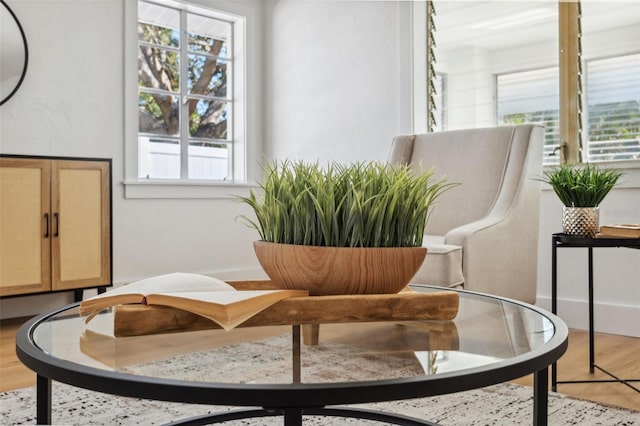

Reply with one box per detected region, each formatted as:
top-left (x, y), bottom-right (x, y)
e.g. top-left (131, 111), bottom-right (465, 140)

top-left (0, 158), bottom-right (52, 296)
top-left (51, 160), bottom-right (111, 291)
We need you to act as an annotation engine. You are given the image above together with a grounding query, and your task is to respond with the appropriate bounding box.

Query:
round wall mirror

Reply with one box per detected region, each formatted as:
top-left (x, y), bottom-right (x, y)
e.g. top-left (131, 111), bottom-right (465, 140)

top-left (1, 1), bottom-right (28, 106)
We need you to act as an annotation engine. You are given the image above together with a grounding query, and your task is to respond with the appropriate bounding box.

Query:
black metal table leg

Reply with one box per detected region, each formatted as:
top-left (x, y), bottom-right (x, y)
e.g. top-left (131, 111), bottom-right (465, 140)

top-left (533, 367), bottom-right (548, 426)
top-left (551, 235), bottom-right (558, 392)
top-left (283, 408), bottom-right (303, 426)
top-left (36, 374), bottom-right (51, 425)
top-left (587, 246), bottom-right (595, 373)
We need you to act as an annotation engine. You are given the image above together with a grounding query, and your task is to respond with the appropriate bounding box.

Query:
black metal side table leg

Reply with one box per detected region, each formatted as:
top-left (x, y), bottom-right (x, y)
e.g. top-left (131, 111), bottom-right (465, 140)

top-left (36, 374), bottom-right (52, 425)
top-left (587, 246), bottom-right (595, 373)
top-left (551, 235), bottom-right (558, 392)
top-left (533, 367), bottom-right (549, 426)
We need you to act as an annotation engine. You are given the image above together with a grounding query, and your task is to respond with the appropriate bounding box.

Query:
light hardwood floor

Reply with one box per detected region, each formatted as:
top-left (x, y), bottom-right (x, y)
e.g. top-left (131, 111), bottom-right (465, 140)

top-left (1, 317), bottom-right (639, 412)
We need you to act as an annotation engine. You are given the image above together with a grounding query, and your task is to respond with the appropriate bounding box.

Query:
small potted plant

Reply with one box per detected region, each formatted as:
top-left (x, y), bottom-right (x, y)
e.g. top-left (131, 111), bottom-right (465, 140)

top-left (539, 163), bottom-right (623, 237)
top-left (237, 160), bottom-right (455, 295)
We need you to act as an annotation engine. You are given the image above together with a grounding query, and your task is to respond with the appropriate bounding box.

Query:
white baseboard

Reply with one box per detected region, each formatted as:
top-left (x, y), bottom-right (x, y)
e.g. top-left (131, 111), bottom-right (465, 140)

top-left (536, 296), bottom-right (640, 338)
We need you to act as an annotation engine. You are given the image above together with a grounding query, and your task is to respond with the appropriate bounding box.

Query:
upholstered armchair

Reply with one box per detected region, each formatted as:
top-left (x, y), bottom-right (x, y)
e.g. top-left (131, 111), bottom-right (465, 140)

top-left (389, 124), bottom-right (544, 304)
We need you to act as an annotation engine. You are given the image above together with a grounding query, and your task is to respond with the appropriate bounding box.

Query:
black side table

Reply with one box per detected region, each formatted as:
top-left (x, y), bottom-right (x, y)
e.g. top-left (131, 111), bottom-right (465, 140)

top-left (551, 233), bottom-right (640, 393)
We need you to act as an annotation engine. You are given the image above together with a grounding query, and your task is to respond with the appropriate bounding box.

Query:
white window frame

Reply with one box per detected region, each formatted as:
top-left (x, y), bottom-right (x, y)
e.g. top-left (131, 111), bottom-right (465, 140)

top-left (123, 0), bottom-right (253, 199)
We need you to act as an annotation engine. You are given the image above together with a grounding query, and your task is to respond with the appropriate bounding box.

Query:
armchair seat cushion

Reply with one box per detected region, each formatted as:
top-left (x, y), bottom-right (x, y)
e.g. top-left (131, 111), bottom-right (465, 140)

top-left (414, 235), bottom-right (464, 288)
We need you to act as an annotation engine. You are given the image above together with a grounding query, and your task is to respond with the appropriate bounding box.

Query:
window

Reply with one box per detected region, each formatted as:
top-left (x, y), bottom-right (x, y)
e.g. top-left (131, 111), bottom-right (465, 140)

top-left (136, 0), bottom-right (245, 182)
top-left (421, 1), bottom-right (639, 165)
top-left (497, 54), bottom-right (640, 164)
top-left (428, 1), bottom-right (559, 132)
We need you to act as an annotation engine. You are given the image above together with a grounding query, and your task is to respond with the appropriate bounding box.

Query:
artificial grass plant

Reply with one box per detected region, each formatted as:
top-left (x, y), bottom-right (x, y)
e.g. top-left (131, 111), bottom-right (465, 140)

top-left (539, 163), bottom-right (623, 207)
top-left (237, 160), bottom-right (456, 248)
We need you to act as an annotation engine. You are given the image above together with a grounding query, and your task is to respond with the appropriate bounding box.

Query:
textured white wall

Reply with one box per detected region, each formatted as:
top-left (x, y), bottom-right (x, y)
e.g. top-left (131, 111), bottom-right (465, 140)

top-left (263, 0), bottom-right (413, 164)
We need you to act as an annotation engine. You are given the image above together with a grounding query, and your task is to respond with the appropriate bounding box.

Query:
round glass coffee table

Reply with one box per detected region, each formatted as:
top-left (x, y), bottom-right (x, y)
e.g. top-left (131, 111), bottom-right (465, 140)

top-left (17, 285), bottom-right (568, 426)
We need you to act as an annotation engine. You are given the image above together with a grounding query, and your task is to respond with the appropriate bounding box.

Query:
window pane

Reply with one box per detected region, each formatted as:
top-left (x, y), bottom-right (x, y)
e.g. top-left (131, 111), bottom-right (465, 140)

top-left (138, 46), bottom-right (179, 92)
top-left (138, 137), bottom-right (181, 179)
top-left (188, 99), bottom-right (229, 140)
top-left (188, 143), bottom-right (230, 180)
top-left (433, 73), bottom-right (446, 132)
top-left (187, 14), bottom-right (230, 58)
top-left (585, 55), bottom-right (640, 162)
top-left (433, 1), bottom-right (558, 130)
top-left (138, 22), bottom-right (179, 48)
top-left (138, 2), bottom-right (179, 48)
top-left (582, 0), bottom-right (640, 162)
top-left (138, 93), bottom-right (180, 137)
top-left (497, 68), bottom-right (560, 165)
top-left (188, 55), bottom-right (227, 98)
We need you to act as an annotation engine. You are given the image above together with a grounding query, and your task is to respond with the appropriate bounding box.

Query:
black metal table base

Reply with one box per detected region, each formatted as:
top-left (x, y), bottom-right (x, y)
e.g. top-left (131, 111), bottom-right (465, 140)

top-left (555, 364), bottom-right (640, 394)
top-left (551, 234), bottom-right (640, 394)
top-left (35, 370), bottom-right (551, 426)
top-left (164, 406), bottom-right (440, 426)
top-left (32, 326), bottom-right (552, 425)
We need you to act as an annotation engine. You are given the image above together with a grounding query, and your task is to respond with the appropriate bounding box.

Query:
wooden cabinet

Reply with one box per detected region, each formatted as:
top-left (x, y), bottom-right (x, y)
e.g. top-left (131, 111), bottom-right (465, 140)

top-left (0, 156), bottom-right (111, 297)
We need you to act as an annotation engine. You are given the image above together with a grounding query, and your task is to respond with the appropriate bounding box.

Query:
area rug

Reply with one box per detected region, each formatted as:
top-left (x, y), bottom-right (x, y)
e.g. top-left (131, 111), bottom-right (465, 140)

top-left (2, 334), bottom-right (638, 425)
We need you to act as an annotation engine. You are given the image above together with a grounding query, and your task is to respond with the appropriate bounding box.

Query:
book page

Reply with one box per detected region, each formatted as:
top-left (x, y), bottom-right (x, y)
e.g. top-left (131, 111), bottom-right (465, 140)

top-left (88, 272), bottom-right (236, 300)
top-left (604, 224), bottom-right (640, 230)
top-left (146, 289), bottom-right (308, 331)
top-left (79, 273), bottom-right (236, 318)
top-left (150, 290), bottom-right (279, 305)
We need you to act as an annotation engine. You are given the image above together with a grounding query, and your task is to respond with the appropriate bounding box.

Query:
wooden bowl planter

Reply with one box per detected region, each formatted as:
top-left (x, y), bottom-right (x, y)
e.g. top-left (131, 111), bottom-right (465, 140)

top-left (253, 241), bottom-right (427, 296)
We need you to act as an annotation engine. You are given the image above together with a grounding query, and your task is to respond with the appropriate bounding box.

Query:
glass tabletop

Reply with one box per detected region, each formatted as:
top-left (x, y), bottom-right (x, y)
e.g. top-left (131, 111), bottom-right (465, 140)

top-left (20, 285), bottom-right (563, 388)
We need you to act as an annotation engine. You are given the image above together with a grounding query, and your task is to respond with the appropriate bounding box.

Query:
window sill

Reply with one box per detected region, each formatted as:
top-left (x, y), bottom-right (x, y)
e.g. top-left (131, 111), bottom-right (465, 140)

top-left (123, 179), bottom-right (257, 199)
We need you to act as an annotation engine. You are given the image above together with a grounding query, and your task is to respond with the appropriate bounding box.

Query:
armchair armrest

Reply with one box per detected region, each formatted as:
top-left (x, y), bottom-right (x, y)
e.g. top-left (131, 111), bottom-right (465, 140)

top-left (443, 180), bottom-right (541, 304)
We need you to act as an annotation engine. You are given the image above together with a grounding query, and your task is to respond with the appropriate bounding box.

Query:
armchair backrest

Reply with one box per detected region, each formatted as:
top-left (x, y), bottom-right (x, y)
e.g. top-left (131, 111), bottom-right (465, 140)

top-left (389, 125), bottom-right (544, 236)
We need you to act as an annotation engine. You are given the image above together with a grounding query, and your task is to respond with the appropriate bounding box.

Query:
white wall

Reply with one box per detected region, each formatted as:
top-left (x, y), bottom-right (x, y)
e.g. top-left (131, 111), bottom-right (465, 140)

top-left (263, 0), bottom-right (413, 163)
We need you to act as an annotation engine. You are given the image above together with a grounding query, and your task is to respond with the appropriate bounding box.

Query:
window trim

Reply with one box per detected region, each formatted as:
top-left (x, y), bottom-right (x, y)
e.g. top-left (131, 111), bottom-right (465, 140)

top-left (558, 1), bottom-right (582, 164)
top-left (124, 0), bottom-right (252, 199)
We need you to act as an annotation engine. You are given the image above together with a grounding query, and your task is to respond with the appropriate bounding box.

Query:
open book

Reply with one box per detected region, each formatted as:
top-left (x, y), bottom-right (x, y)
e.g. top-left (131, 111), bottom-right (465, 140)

top-left (79, 273), bottom-right (308, 331)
